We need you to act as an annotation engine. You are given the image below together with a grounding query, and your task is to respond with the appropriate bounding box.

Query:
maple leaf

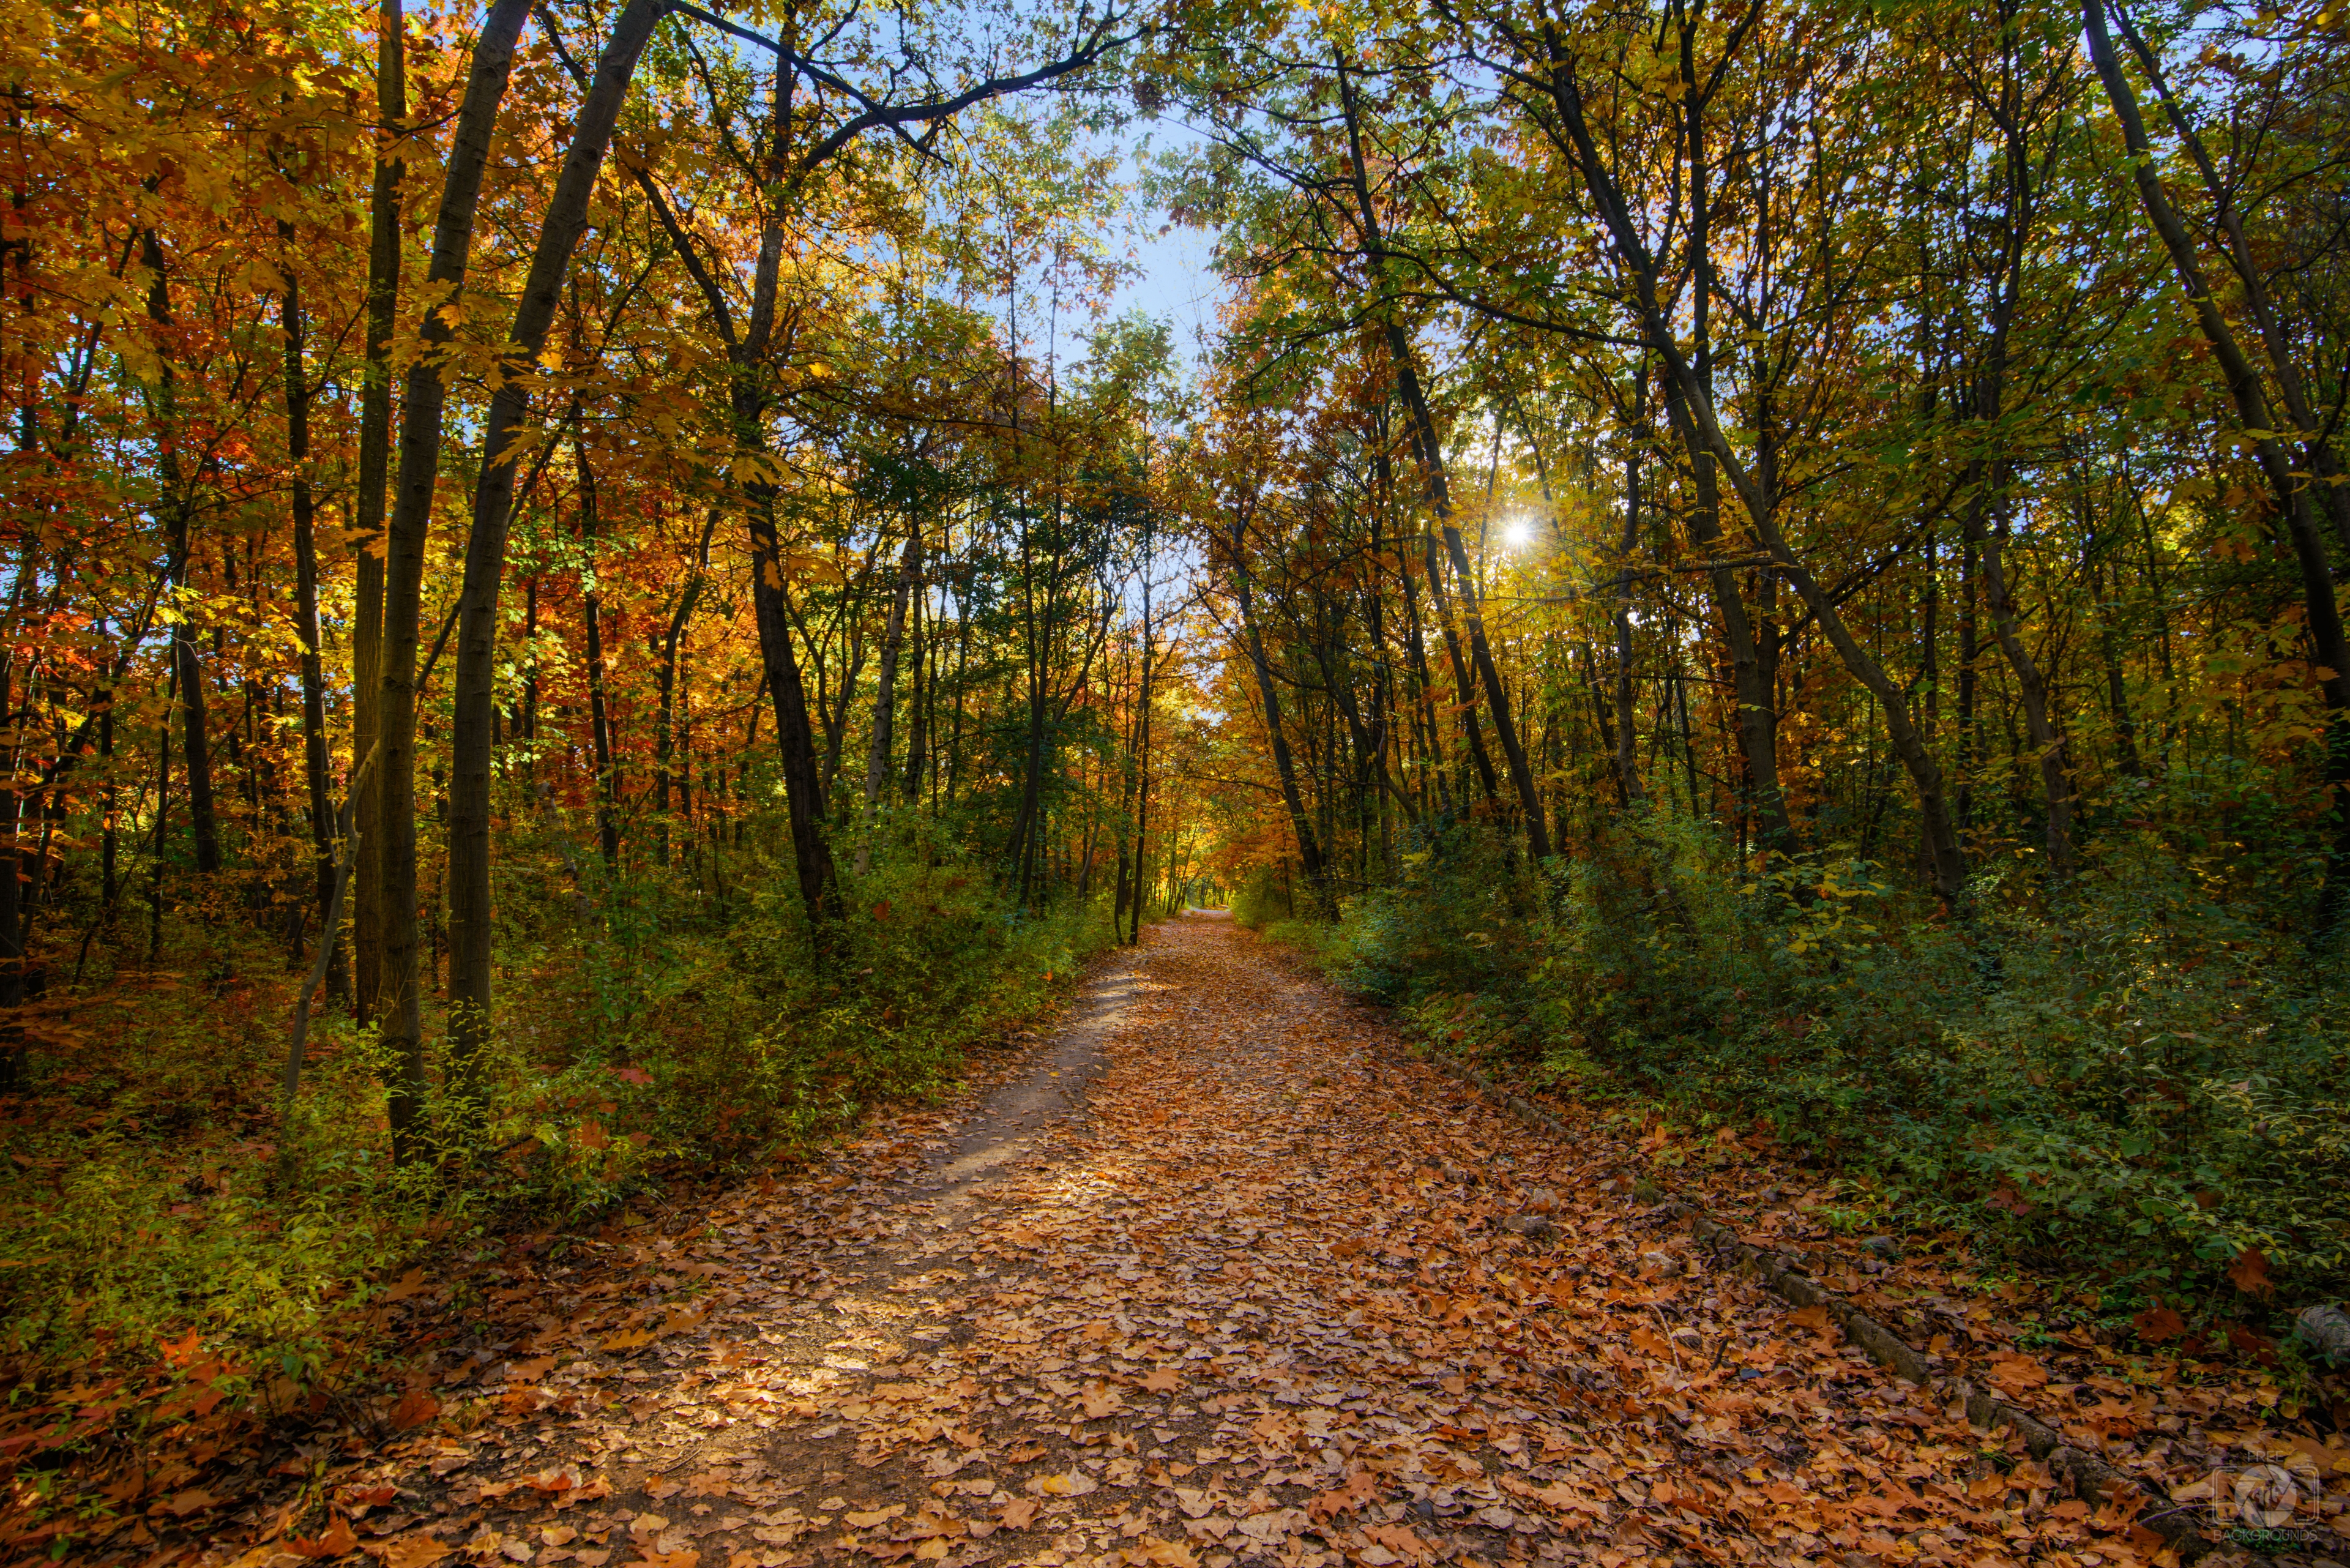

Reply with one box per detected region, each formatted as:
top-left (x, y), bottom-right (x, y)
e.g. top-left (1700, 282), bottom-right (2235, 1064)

top-left (1307, 1467), bottom-right (1378, 1523)
top-left (376, 1538), bottom-right (452, 1568)
top-left (284, 1518), bottom-right (358, 1558)
top-left (2226, 1245), bottom-right (2274, 1296)
top-left (386, 1387), bottom-right (439, 1432)
top-left (997, 1498), bottom-right (1040, 1529)
top-left (2132, 1304), bottom-right (2186, 1342)
top-left (1139, 1367), bottom-right (1182, 1393)
top-left (381, 1267), bottom-right (434, 1302)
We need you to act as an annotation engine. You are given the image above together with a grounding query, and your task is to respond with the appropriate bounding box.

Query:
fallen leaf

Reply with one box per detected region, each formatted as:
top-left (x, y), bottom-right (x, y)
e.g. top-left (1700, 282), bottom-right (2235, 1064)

top-left (375, 1538), bottom-right (453, 1568)
top-left (388, 1387), bottom-right (441, 1432)
top-left (286, 1519), bottom-right (360, 1557)
top-left (998, 1498), bottom-right (1039, 1530)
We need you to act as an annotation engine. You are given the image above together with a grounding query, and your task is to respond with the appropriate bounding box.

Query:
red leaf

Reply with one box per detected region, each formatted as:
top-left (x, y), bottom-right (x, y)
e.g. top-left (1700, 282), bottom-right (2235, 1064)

top-left (610, 1065), bottom-right (653, 1085)
top-left (2132, 1304), bottom-right (2186, 1342)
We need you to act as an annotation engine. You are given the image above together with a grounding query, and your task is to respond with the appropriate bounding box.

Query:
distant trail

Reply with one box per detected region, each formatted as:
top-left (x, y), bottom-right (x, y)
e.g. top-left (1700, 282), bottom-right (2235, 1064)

top-left (314, 914), bottom-right (2091, 1568)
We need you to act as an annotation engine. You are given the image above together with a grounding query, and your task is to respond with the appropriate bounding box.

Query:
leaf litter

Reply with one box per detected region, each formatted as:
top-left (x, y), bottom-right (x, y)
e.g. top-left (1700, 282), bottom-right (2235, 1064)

top-left (88, 916), bottom-right (2350, 1568)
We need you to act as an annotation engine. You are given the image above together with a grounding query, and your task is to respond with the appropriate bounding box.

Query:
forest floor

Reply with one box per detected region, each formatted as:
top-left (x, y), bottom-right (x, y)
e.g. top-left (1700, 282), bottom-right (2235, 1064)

top-left (137, 914), bottom-right (2346, 1568)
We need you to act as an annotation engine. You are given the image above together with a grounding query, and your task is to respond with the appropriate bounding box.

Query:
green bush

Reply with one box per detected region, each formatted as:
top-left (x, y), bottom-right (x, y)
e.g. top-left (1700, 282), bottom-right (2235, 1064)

top-left (0, 831), bottom-right (1116, 1410)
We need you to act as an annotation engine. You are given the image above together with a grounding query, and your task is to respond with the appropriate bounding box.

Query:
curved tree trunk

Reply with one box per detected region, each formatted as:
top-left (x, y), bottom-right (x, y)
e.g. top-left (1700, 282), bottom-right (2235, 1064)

top-left (375, 0), bottom-right (533, 1161)
top-left (446, 0), bottom-right (665, 1099)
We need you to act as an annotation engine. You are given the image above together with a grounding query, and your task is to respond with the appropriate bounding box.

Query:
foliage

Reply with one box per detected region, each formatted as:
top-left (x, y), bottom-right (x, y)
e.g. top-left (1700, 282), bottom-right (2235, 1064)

top-left (0, 835), bottom-right (1116, 1432)
top-left (1277, 813), bottom-right (2350, 1345)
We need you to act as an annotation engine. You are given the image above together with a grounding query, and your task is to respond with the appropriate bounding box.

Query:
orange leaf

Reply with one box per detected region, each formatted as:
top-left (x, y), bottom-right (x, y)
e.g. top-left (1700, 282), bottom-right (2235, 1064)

top-left (382, 1267), bottom-right (433, 1302)
top-left (286, 1518), bottom-right (359, 1557)
top-left (388, 1387), bottom-right (440, 1432)
top-left (378, 1538), bottom-right (452, 1568)
top-left (2226, 1246), bottom-right (2273, 1296)
top-left (998, 1498), bottom-right (1039, 1530)
top-left (2132, 1304), bottom-right (2186, 1342)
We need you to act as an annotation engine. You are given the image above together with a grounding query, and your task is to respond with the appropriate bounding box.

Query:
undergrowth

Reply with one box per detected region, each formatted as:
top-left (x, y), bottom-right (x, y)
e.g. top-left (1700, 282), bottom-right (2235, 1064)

top-left (0, 821), bottom-right (1113, 1438)
top-left (1239, 810), bottom-right (2350, 1367)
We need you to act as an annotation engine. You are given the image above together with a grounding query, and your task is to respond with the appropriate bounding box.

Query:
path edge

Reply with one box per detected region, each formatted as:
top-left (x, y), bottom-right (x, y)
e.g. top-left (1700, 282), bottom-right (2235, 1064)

top-left (1409, 1046), bottom-right (2217, 1563)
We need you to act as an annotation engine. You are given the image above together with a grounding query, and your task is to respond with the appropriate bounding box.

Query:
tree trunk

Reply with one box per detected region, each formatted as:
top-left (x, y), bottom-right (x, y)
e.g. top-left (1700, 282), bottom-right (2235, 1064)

top-left (351, 0), bottom-right (403, 1028)
top-left (377, 0), bottom-right (534, 1162)
top-left (579, 446), bottom-right (620, 871)
top-left (279, 226), bottom-right (337, 958)
top-left (1543, 49), bottom-right (1966, 901)
top-left (855, 524), bottom-right (921, 876)
top-left (1333, 57), bottom-right (1548, 862)
top-left (2083, 0), bottom-right (2350, 934)
top-left (1966, 496), bottom-right (2073, 877)
top-left (445, 0), bottom-right (662, 1096)
top-left (141, 232), bottom-right (222, 876)
top-left (1229, 508), bottom-right (1329, 909)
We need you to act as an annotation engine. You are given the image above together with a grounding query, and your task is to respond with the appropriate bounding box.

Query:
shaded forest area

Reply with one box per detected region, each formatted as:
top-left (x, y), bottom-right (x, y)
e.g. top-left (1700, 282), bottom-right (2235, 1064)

top-left (4, 0), bottom-right (2350, 1547)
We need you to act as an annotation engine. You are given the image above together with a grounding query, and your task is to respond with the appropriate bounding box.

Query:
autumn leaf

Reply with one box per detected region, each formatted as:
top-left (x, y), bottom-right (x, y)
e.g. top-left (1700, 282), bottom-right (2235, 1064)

top-left (997, 1498), bottom-right (1040, 1529)
top-left (1139, 1367), bottom-right (1182, 1393)
top-left (375, 1538), bottom-right (452, 1568)
top-left (2133, 1304), bottom-right (2187, 1342)
top-left (381, 1267), bottom-right (433, 1302)
top-left (2227, 1245), bottom-right (2274, 1296)
top-left (285, 1517), bottom-right (359, 1557)
top-left (1986, 1353), bottom-right (2051, 1395)
top-left (386, 1387), bottom-right (439, 1432)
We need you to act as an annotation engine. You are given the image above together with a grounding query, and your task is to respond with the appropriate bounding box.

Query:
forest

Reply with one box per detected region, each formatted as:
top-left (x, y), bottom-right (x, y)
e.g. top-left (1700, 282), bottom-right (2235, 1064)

top-left (1, 0), bottom-right (2347, 1551)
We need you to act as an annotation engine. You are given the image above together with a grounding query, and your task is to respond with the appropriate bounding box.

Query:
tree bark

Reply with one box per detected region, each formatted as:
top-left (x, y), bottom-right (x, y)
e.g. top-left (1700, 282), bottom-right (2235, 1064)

top-left (1334, 56), bottom-right (1548, 861)
top-left (578, 444), bottom-right (621, 871)
top-left (141, 231), bottom-right (222, 876)
top-left (376, 0), bottom-right (533, 1162)
top-left (1227, 504), bottom-right (1329, 910)
top-left (278, 226), bottom-right (337, 956)
top-left (855, 523), bottom-right (921, 876)
top-left (351, 0), bottom-right (404, 1028)
top-left (446, 0), bottom-right (663, 1095)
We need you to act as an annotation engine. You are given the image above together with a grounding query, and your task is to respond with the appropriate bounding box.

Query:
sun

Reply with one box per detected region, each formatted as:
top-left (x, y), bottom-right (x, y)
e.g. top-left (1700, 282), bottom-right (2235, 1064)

top-left (1500, 515), bottom-right (1537, 550)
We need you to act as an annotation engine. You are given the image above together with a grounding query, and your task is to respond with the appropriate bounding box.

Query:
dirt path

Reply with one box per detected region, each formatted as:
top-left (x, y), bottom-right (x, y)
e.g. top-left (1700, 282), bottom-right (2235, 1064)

top-left (313, 914), bottom-right (2166, 1568)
